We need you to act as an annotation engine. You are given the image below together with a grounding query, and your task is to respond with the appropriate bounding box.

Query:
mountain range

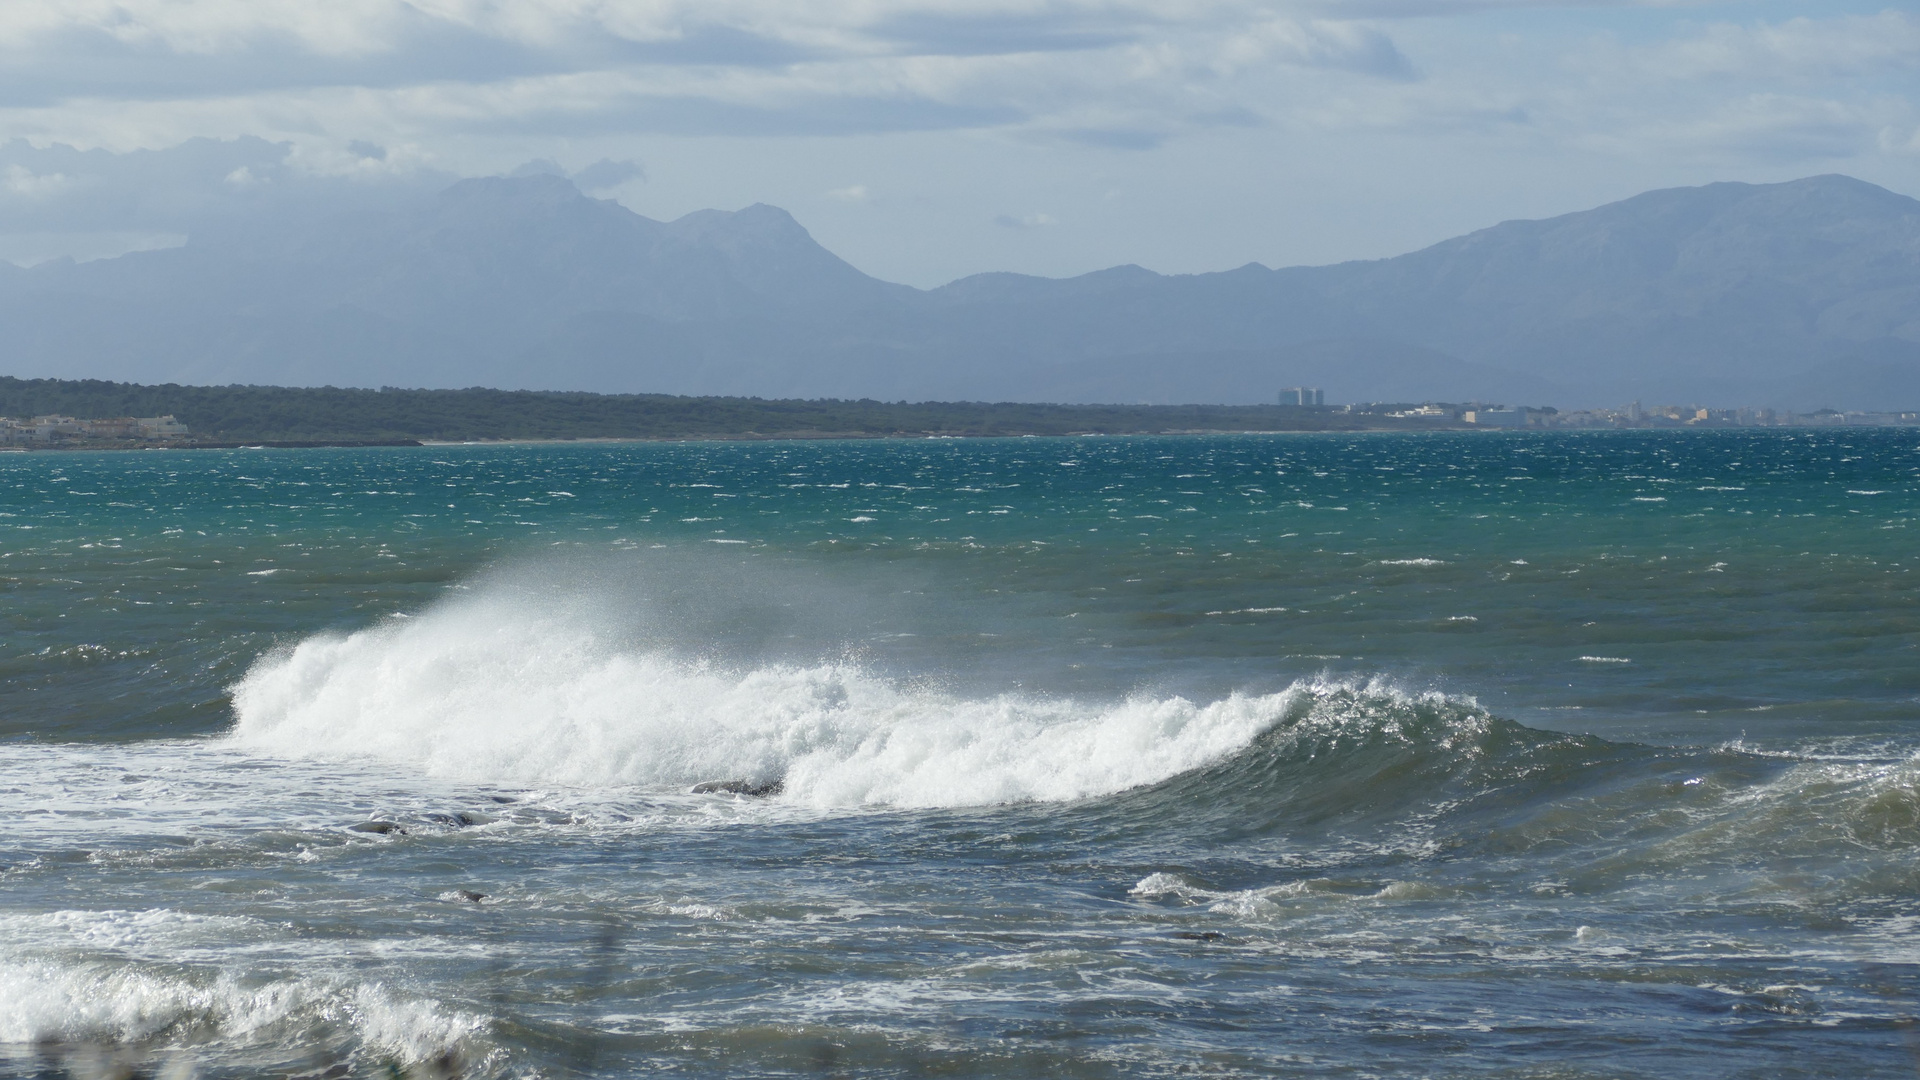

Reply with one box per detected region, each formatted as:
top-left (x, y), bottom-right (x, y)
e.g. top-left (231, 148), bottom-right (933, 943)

top-left (2, 172), bottom-right (1916, 409)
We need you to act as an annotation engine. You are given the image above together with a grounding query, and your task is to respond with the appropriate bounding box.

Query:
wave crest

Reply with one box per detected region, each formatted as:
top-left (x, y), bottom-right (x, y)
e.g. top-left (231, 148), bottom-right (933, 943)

top-left (228, 605), bottom-right (1303, 808)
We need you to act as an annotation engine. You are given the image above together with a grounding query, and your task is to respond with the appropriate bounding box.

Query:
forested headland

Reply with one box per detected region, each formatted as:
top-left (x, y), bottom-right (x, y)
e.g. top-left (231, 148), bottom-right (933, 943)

top-left (0, 376), bottom-right (1454, 443)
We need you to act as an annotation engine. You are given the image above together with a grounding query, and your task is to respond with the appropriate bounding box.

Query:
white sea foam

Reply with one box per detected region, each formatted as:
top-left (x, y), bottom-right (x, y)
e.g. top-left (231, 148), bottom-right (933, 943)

top-left (0, 962), bottom-right (478, 1057)
top-left (0, 968), bottom-right (487, 1070)
top-left (1130, 872), bottom-right (1443, 918)
top-left (228, 594), bottom-right (1293, 809)
top-left (0, 910), bottom-right (482, 1060)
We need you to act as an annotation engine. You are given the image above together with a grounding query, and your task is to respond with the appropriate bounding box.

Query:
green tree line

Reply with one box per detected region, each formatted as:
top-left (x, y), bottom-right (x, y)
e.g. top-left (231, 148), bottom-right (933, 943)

top-left (0, 376), bottom-right (1426, 442)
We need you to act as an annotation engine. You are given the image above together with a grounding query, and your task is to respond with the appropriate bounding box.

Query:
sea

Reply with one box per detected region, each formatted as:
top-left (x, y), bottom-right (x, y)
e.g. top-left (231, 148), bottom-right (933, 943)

top-left (2, 430), bottom-right (1918, 1078)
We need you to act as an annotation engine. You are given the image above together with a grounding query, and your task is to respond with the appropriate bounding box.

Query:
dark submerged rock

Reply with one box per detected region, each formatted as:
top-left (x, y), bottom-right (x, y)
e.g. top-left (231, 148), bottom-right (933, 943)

top-left (691, 779), bottom-right (784, 797)
top-left (456, 889), bottom-right (487, 903)
top-left (1173, 931), bottom-right (1226, 942)
top-left (348, 820), bottom-right (407, 835)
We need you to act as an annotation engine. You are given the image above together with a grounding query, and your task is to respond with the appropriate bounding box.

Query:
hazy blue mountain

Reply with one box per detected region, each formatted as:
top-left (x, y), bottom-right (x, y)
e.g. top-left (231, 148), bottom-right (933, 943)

top-left (0, 173), bottom-right (1915, 408)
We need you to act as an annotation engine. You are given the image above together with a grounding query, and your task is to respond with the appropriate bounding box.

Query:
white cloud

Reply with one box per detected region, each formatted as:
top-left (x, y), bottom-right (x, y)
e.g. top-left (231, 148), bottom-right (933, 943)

top-left (0, 0), bottom-right (416, 57)
top-left (572, 157), bottom-right (643, 188)
top-left (1, 1), bottom-right (1896, 168)
top-left (1531, 11), bottom-right (1920, 167)
top-left (1213, 17), bottom-right (1413, 78)
top-left (0, 2), bottom-right (1355, 59)
top-left (826, 183), bottom-right (870, 202)
top-left (4, 164), bottom-right (72, 197)
top-left (1880, 122), bottom-right (1920, 156)
top-left (0, 137), bottom-right (449, 239)
top-left (0, 1), bottom-right (1428, 156)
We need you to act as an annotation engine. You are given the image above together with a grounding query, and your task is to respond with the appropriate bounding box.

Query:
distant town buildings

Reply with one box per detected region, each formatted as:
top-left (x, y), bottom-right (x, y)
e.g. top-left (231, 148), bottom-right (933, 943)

top-left (1462, 408), bottom-right (1526, 427)
top-left (0, 414), bottom-right (188, 445)
top-left (1533, 404), bottom-right (1920, 428)
top-left (1278, 387), bottom-right (1325, 406)
top-left (1341, 401), bottom-right (1920, 428)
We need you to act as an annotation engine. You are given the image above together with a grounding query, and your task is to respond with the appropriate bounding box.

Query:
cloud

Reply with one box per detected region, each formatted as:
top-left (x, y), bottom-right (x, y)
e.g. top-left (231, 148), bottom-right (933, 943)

top-left (995, 211), bottom-right (1058, 228)
top-left (0, 136), bottom-right (446, 239)
top-left (572, 157), bottom-right (644, 189)
top-left (1618, 11), bottom-right (1920, 82)
top-left (0, 1), bottom-right (1427, 156)
top-left (4, 163), bottom-right (72, 198)
top-left (825, 183), bottom-right (870, 202)
top-left (1537, 11), bottom-right (1920, 166)
top-left (1214, 18), bottom-right (1415, 79)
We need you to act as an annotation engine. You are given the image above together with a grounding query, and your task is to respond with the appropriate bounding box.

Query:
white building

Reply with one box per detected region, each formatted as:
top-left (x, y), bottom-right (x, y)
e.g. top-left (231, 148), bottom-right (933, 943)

top-left (134, 416), bottom-right (189, 437)
top-left (1464, 408), bottom-right (1527, 427)
top-left (29, 415), bottom-right (84, 441)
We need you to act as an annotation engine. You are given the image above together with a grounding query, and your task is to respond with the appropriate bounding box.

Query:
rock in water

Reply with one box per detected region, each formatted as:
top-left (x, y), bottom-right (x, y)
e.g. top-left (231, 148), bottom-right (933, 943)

top-left (691, 779), bottom-right (784, 797)
top-left (348, 820), bottom-right (406, 835)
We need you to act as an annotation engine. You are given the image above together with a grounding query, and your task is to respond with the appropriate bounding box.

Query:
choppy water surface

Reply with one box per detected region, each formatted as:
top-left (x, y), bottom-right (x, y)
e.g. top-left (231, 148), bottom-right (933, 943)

top-left (3, 431), bottom-right (1918, 1078)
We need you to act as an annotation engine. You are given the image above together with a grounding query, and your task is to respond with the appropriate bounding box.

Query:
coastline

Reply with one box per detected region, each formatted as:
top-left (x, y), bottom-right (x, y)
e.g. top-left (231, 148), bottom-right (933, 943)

top-left (5, 421), bottom-right (1473, 452)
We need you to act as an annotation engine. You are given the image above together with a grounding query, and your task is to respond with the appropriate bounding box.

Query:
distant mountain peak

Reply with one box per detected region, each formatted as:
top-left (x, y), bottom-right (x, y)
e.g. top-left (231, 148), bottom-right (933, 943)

top-left (735, 202), bottom-right (803, 225)
top-left (665, 202), bottom-right (809, 242)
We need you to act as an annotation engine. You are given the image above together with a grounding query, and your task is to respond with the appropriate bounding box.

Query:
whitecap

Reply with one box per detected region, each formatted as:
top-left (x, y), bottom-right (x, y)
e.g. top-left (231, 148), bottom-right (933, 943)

top-left (227, 595), bottom-right (1299, 809)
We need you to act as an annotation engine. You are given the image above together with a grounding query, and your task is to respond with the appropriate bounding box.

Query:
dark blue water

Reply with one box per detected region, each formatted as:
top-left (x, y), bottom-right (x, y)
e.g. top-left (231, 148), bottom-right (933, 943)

top-left (3, 431), bottom-right (1918, 1078)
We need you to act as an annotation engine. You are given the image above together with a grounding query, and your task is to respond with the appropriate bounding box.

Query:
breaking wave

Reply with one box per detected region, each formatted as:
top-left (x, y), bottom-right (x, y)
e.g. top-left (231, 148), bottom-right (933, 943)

top-left (229, 597), bottom-right (1297, 808)
top-left (229, 588), bottom-right (1604, 816)
top-left (227, 584), bottom-right (1920, 882)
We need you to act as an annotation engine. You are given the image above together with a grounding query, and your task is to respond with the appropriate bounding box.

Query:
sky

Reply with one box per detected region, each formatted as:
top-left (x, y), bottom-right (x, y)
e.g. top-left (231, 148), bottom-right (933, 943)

top-left (0, 0), bottom-right (1915, 286)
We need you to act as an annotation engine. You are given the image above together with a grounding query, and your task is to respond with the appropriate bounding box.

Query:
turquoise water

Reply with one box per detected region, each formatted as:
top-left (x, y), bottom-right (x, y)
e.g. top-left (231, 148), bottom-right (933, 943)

top-left (3, 431), bottom-right (1919, 1077)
